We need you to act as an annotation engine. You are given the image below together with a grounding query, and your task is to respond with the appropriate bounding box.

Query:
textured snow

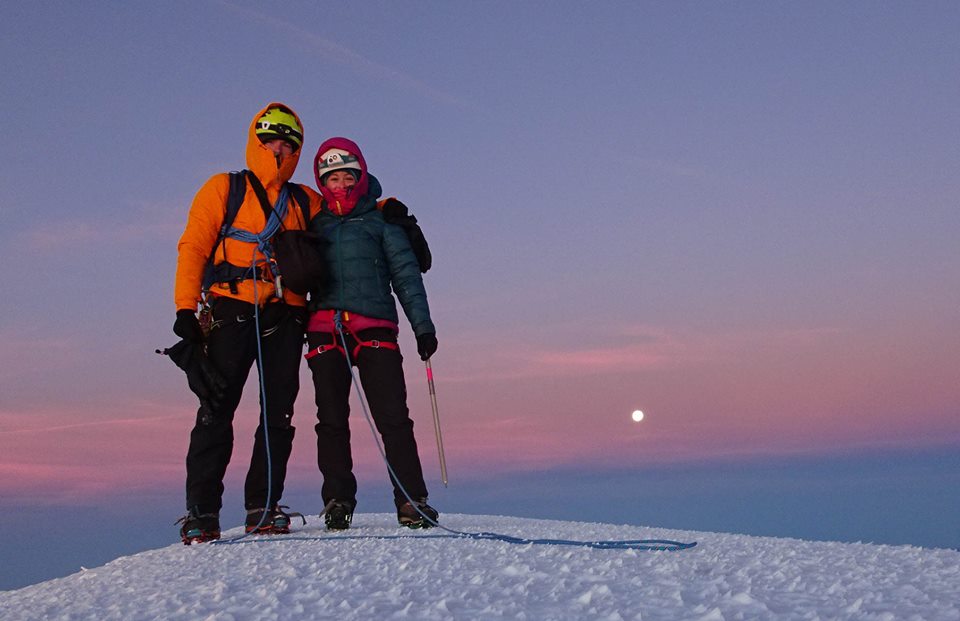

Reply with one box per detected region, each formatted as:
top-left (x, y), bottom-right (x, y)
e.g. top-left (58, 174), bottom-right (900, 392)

top-left (2, 514), bottom-right (958, 620)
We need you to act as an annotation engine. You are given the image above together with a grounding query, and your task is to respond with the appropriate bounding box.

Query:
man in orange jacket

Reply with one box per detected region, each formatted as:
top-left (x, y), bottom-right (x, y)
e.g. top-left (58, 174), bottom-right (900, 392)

top-left (173, 103), bottom-right (320, 544)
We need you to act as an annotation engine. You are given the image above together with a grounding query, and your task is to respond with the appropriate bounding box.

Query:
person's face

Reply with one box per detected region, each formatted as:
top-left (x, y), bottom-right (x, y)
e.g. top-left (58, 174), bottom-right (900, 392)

top-left (262, 138), bottom-right (296, 163)
top-left (324, 170), bottom-right (357, 190)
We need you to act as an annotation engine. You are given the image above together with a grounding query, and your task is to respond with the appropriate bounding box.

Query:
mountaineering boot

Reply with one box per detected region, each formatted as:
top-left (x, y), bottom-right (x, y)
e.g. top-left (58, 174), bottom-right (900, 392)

top-left (245, 505), bottom-right (305, 535)
top-left (178, 507), bottom-right (221, 545)
top-left (396, 498), bottom-right (439, 529)
top-left (323, 500), bottom-right (355, 531)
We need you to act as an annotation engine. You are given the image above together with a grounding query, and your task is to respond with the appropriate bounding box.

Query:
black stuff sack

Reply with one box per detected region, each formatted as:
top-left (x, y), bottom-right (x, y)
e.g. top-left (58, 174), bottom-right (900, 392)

top-left (273, 229), bottom-right (328, 295)
top-left (157, 339), bottom-right (228, 410)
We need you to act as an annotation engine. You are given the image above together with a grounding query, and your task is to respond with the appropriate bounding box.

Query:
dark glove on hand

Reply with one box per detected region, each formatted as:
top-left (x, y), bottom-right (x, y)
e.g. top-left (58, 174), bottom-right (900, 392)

top-left (173, 309), bottom-right (204, 343)
top-left (416, 332), bottom-right (438, 361)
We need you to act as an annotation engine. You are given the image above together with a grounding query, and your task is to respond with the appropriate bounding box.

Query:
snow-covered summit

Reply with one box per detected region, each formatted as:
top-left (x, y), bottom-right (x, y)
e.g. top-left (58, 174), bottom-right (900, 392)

top-left (2, 514), bottom-right (957, 620)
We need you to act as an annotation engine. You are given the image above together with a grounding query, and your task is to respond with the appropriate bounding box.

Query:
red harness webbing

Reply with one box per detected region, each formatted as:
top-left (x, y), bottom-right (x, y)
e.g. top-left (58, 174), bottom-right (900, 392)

top-left (304, 343), bottom-right (343, 359)
top-left (304, 325), bottom-right (399, 361)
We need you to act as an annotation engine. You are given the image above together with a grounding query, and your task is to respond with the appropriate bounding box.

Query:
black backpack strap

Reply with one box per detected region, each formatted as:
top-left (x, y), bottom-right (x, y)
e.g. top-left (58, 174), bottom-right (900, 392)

top-left (201, 170), bottom-right (248, 292)
top-left (245, 172), bottom-right (304, 230)
top-left (243, 169), bottom-right (275, 221)
top-left (225, 171), bottom-right (247, 231)
top-left (221, 171), bottom-right (247, 254)
top-left (286, 183), bottom-right (312, 229)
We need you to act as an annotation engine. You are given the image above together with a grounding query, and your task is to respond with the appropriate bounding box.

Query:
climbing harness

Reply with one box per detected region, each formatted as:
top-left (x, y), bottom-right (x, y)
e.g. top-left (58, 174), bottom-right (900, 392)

top-left (304, 314), bottom-right (399, 363)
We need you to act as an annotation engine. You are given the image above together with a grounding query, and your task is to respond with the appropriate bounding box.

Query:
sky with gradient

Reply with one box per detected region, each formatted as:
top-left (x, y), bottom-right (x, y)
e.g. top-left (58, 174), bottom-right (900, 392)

top-left (1, 1), bottom-right (959, 581)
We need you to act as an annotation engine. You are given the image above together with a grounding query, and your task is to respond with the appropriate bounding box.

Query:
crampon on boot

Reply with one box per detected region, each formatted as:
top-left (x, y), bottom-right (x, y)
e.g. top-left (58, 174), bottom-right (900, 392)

top-left (245, 505), bottom-right (305, 535)
top-left (396, 498), bottom-right (439, 529)
top-left (177, 508), bottom-right (221, 545)
top-left (322, 500), bottom-right (355, 531)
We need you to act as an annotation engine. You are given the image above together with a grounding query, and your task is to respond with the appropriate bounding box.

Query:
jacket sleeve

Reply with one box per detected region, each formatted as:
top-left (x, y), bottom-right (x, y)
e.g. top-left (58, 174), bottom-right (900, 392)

top-left (174, 174), bottom-right (229, 311)
top-left (382, 222), bottom-right (435, 336)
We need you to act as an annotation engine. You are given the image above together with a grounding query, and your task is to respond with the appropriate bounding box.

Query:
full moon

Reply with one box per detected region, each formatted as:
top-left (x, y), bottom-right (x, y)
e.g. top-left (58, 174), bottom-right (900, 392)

top-left (631, 410), bottom-right (644, 422)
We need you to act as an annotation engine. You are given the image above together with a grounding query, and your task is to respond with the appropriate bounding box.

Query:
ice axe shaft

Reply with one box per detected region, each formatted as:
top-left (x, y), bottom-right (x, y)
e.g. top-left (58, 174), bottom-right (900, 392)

top-left (425, 359), bottom-right (448, 486)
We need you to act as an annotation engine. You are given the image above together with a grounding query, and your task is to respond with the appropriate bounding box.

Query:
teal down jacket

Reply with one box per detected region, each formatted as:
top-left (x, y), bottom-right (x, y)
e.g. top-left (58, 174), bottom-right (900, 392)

top-left (308, 175), bottom-right (435, 337)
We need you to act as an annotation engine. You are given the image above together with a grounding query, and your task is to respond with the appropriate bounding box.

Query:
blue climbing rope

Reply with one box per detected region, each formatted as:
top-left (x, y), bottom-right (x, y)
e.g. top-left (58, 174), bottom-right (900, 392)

top-left (215, 313), bottom-right (696, 552)
top-left (223, 532), bottom-right (696, 551)
top-left (332, 315), bottom-right (696, 551)
top-left (212, 248), bottom-right (276, 544)
top-left (220, 185), bottom-right (290, 280)
top-left (208, 268), bottom-right (698, 552)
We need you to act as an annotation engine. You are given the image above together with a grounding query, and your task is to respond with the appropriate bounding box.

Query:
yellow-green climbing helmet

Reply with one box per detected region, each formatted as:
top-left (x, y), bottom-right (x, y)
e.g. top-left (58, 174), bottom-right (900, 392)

top-left (255, 107), bottom-right (303, 149)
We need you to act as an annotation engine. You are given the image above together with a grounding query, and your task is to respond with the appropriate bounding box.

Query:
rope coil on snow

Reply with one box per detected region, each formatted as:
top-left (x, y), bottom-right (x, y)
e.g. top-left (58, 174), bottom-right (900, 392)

top-left (218, 532), bottom-right (696, 551)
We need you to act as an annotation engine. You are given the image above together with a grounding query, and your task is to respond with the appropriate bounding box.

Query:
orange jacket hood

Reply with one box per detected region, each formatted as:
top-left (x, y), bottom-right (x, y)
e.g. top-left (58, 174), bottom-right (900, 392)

top-left (246, 102), bottom-right (303, 189)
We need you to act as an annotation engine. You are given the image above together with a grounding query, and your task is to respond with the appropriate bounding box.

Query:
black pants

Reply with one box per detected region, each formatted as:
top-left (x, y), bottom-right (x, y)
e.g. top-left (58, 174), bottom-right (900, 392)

top-left (306, 328), bottom-right (428, 507)
top-left (185, 298), bottom-right (305, 513)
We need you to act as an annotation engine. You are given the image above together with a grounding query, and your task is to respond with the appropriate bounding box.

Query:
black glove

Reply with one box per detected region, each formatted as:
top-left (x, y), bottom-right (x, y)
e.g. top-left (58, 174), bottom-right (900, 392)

top-left (416, 332), bottom-right (438, 361)
top-left (173, 309), bottom-right (204, 343)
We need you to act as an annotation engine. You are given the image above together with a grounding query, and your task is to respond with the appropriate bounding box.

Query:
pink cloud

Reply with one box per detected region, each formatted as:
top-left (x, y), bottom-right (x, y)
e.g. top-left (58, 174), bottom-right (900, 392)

top-left (3, 318), bottom-right (957, 506)
top-left (400, 320), bottom-right (960, 474)
top-left (0, 403), bottom-right (189, 504)
top-left (437, 323), bottom-right (841, 383)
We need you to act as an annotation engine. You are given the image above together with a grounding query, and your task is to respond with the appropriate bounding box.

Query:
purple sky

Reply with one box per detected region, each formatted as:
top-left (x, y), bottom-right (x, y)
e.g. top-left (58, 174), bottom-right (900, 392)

top-left (1, 2), bottom-right (958, 582)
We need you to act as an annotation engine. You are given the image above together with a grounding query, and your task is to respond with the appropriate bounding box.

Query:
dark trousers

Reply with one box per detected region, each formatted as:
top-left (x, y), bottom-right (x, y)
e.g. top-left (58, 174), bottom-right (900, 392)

top-left (185, 298), bottom-right (305, 513)
top-left (306, 328), bottom-right (428, 507)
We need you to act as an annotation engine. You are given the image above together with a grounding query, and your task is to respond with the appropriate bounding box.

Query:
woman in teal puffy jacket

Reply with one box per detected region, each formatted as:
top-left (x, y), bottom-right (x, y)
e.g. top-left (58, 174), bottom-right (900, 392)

top-left (305, 137), bottom-right (439, 531)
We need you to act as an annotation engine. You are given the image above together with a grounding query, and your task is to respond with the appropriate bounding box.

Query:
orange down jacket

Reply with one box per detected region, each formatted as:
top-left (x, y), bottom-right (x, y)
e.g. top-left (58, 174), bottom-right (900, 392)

top-left (174, 103), bottom-right (322, 310)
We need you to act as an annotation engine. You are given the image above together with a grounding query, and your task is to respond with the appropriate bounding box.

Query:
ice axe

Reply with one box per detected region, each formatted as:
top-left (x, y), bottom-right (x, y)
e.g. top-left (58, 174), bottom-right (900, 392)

top-left (425, 359), bottom-right (448, 486)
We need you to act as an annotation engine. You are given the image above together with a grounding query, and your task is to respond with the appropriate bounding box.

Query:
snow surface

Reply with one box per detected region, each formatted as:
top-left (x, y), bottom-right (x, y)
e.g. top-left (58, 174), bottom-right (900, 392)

top-left (2, 514), bottom-right (958, 620)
